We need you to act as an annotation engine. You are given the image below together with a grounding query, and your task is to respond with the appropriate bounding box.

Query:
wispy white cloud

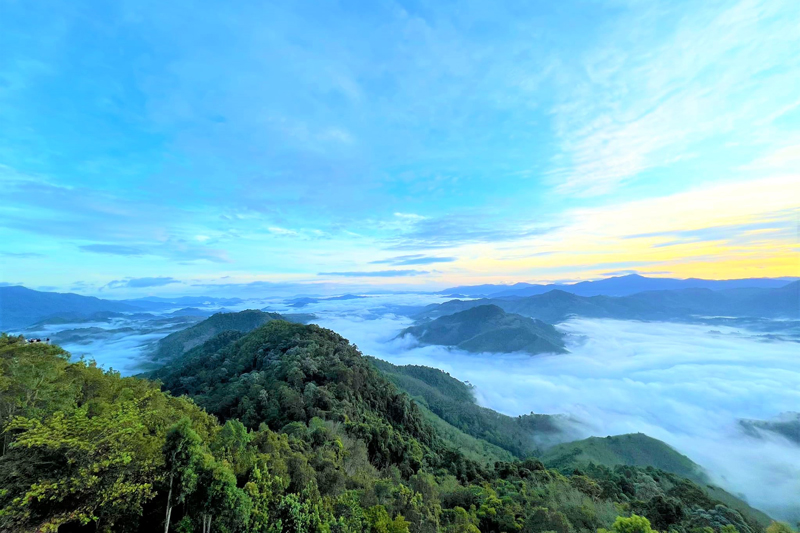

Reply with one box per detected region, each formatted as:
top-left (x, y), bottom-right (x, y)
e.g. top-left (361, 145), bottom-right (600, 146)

top-left (550, 0), bottom-right (800, 195)
top-left (318, 269), bottom-right (429, 278)
top-left (103, 276), bottom-right (180, 289)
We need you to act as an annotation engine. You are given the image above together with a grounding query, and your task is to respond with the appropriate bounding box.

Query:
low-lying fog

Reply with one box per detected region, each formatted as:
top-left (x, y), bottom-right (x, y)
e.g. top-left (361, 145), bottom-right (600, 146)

top-left (33, 292), bottom-right (800, 519)
top-left (310, 298), bottom-right (800, 521)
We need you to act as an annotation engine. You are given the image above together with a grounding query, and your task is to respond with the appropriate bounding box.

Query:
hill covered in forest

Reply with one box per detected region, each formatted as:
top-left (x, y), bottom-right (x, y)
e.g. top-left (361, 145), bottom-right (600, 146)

top-left (540, 434), bottom-right (773, 528)
top-left (148, 309), bottom-right (285, 362)
top-left (370, 358), bottom-right (580, 457)
top-left (0, 324), bottom-right (786, 533)
top-left (400, 304), bottom-right (567, 355)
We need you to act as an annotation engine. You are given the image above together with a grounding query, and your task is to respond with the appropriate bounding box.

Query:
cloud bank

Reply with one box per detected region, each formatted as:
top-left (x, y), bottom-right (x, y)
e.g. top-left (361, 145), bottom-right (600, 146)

top-left (306, 303), bottom-right (800, 520)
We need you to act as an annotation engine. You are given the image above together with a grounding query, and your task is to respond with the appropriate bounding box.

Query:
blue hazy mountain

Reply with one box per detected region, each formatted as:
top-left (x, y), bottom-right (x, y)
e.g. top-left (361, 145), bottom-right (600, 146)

top-left (401, 304), bottom-right (567, 355)
top-left (0, 286), bottom-right (250, 329)
top-left (0, 286), bottom-right (142, 331)
top-left (284, 294), bottom-right (368, 308)
top-left (420, 281), bottom-right (800, 322)
top-left (442, 273), bottom-right (799, 298)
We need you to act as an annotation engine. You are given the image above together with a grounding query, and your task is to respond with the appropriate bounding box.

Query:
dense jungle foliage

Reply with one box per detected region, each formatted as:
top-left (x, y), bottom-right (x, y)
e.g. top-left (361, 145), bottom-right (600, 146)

top-left (0, 326), bottom-right (795, 533)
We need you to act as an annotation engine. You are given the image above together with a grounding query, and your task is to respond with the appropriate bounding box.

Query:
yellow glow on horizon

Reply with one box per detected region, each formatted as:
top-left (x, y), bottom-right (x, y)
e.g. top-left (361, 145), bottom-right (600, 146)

top-left (426, 175), bottom-right (799, 284)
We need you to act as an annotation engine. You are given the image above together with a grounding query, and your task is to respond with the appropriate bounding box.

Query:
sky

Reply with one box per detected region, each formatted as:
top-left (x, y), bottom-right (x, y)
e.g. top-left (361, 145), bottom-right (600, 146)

top-left (1, 0), bottom-right (798, 296)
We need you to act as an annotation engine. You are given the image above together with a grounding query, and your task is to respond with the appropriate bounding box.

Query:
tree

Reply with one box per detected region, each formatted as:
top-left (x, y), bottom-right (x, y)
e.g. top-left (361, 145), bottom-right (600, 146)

top-left (600, 514), bottom-right (656, 533)
top-left (163, 419), bottom-right (202, 533)
top-left (0, 396), bottom-right (162, 532)
top-left (0, 334), bottom-right (72, 455)
top-left (188, 453), bottom-right (251, 533)
top-left (766, 523), bottom-right (795, 533)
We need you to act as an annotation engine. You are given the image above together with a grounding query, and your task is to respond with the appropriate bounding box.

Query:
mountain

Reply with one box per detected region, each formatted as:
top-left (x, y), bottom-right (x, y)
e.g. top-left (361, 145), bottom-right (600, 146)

top-left (369, 358), bottom-right (581, 458)
top-left (442, 274), bottom-right (800, 298)
top-left (740, 412), bottom-right (800, 446)
top-left (418, 282), bottom-right (800, 323)
top-left (541, 434), bottom-right (774, 528)
top-left (119, 295), bottom-right (245, 311)
top-left (541, 433), bottom-right (704, 481)
top-left (400, 304), bottom-right (567, 355)
top-left (1, 326), bottom-right (775, 532)
top-left (0, 285), bottom-right (142, 330)
top-left (152, 321), bottom-right (774, 532)
top-left (148, 309), bottom-right (285, 362)
top-left (440, 282), bottom-right (537, 297)
top-left (284, 293), bottom-right (368, 308)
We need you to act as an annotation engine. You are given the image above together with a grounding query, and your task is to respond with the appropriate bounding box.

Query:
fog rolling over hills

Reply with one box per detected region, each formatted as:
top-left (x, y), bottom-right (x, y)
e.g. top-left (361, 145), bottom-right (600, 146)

top-left (539, 434), bottom-right (774, 528)
top-left (369, 358), bottom-right (583, 457)
top-left (2, 323), bottom-right (781, 533)
top-left (2, 278), bottom-right (799, 524)
top-left (400, 304), bottom-right (567, 355)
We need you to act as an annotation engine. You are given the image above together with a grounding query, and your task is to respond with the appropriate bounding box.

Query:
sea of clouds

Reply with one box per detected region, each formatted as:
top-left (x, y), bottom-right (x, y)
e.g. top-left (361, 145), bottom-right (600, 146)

top-left (306, 295), bottom-right (800, 521)
top-left (41, 292), bottom-right (800, 520)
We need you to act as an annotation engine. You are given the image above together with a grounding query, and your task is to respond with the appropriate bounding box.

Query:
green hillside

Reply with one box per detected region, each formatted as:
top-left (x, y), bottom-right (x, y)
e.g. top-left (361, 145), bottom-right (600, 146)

top-left (402, 304), bottom-right (567, 355)
top-left (370, 357), bottom-right (576, 458)
top-left (0, 328), bottom-right (782, 533)
top-left (149, 309), bottom-right (284, 362)
top-left (541, 434), bottom-right (773, 528)
top-left (541, 434), bottom-right (704, 481)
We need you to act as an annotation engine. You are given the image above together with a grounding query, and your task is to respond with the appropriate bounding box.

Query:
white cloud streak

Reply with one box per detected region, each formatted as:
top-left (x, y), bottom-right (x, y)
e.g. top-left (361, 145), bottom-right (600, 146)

top-left (550, 0), bottom-right (800, 195)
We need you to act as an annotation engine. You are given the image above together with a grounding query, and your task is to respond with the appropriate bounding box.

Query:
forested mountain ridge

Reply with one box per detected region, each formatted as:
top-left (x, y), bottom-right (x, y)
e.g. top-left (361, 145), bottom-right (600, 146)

top-left (149, 309), bottom-right (285, 362)
top-left (400, 305), bottom-right (567, 355)
top-left (370, 358), bottom-right (580, 457)
top-left (540, 434), bottom-right (774, 528)
top-left (0, 326), bottom-right (789, 533)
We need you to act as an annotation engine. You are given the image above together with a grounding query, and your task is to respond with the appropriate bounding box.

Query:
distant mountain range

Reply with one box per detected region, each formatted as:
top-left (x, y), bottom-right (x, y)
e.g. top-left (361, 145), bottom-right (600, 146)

top-left (400, 304), bottom-right (567, 355)
top-left (284, 294), bottom-right (367, 308)
top-left (419, 281), bottom-right (800, 323)
top-left (442, 273), bottom-right (800, 298)
top-left (0, 286), bottom-right (141, 331)
top-left (0, 286), bottom-right (245, 330)
top-left (2, 277), bottom-right (797, 332)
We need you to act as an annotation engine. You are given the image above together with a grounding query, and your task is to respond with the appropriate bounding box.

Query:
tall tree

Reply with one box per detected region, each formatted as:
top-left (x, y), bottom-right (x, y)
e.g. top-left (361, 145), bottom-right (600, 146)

top-left (162, 419), bottom-right (202, 533)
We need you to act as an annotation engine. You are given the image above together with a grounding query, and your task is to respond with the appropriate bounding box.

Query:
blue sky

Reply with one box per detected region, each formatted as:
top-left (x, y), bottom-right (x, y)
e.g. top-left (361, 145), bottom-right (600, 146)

top-left (1, 0), bottom-right (798, 296)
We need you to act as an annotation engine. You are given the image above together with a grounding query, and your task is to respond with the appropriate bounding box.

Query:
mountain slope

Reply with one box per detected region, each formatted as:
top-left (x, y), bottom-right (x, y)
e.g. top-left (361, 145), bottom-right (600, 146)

top-left (541, 434), bottom-right (773, 528)
top-left (401, 304), bottom-right (567, 354)
top-left (541, 433), bottom-right (704, 481)
top-left (370, 358), bottom-right (579, 458)
top-left (148, 323), bottom-right (773, 532)
top-left (151, 319), bottom-right (475, 478)
top-left (0, 285), bottom-right (141, 330)
top-left (1, 322), bottom-right (777, 532)
top-left (149, 309), bottom-right (284, 362)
